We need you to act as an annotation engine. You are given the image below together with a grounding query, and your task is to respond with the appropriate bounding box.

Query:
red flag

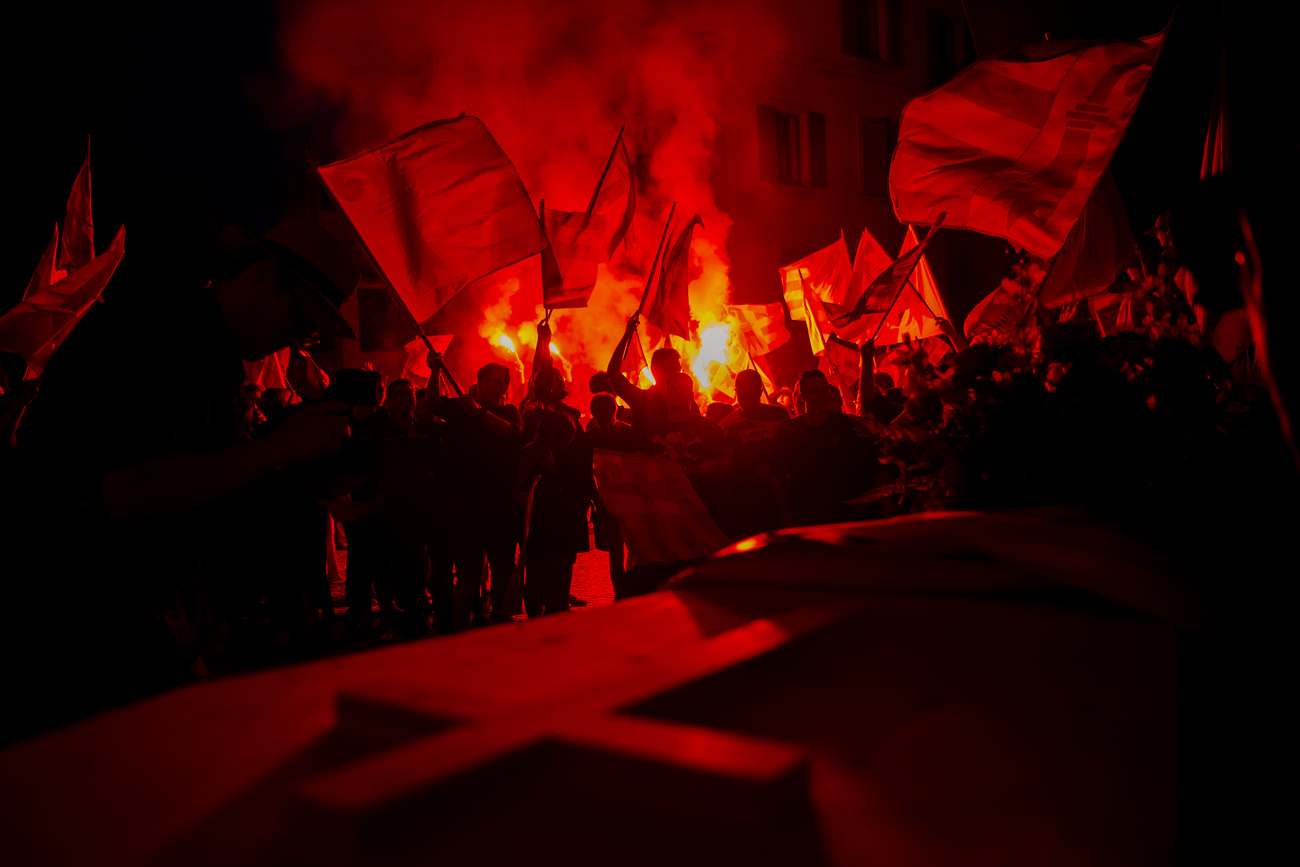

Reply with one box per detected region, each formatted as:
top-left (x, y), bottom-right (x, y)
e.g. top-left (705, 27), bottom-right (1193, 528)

top-left (875, 336), bottom-right (957, 386)
top-left (619, 327), bottom-right (651, 382)
top-left (243, 348), bottom-right (292, 392)
top-left (316, 115), bottom-right (547, 322)
top-left (890, 27), bottom-right (1167, 258)
top-left (591, 132), bottom-right (637, 258)
top-left (1038, 170), bottom-right (1137, 308)
top-left (827, 217), bottom-right (944, 342)
top-left (593, 449), bottom-right (731, 567)
top-left (288, 348), bottom-right (332, 400)
top-left (56, 140), bottom-right (94, 272)
top-left (847, 227), bottom-right (893, 307)
top-left (540, 202), bottom-right (608, 309)
top-left (25, 225), bottom-right (67, 301)
top-left (400, 334), bottom-right (454, 389)
top-left (779, 235), bottom-right (852, 320)
top-left (1200, 41), bottom-right (1230, 180)
top-left (0, 226), bottom-right (125, 377)
top-left (820, 334), bottom-right (862, 413)
top-left (728, 302), bottom-right (791, 355)
top-left (964, 272), bottom-right (1041, 347)
top-left (645, 214), bottom-right (702, 340)
top-left (799, 273), bottom-right (835, 356)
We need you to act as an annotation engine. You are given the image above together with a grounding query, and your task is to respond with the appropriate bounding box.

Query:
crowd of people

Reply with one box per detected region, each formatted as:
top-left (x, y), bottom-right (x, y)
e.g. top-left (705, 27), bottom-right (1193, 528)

top-left (0, 189), bottom-right (1293, 743)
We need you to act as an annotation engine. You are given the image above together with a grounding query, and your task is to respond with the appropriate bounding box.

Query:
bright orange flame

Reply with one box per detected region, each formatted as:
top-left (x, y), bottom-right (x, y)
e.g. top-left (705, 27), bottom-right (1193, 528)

top-left (495, 333), bottom-right (516, 354)
top-left (549, 344), bottom-right (563, 359)
top-left (690, 322), bottom-right (732, 391)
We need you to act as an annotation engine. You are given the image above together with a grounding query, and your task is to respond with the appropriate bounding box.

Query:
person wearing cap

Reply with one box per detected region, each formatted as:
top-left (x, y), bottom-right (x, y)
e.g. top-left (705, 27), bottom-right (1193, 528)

top-left (4, 217), bottom-right (361, 740)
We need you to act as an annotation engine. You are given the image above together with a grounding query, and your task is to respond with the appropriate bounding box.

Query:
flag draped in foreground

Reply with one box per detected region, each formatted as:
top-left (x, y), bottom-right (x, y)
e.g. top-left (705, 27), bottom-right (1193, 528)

top-left (779, 235), bottom-right (852, 320)
top-left (316, 115), bottom-right (547, 323)
top-left (645, 214), bottom-right (702, 340)
top-left (540, 202), bottom-right (608, 309)
top-left (890, 27), bottom-right (1167, 259)
top-left (0, 226), bottom-right (126, 376)
top-left (593, 449), bottom-right (731, 567)
top-left (591, 132), bottom-right (637, 257)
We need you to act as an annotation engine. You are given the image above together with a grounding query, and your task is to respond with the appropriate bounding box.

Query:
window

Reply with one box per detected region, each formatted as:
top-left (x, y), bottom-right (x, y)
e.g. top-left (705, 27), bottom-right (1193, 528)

top-left (841, 0), bottom-right (904, 66)
top-left (758, 104), bottom-right (827, 188)
top-left (858, 117), bottom-right (893, 196)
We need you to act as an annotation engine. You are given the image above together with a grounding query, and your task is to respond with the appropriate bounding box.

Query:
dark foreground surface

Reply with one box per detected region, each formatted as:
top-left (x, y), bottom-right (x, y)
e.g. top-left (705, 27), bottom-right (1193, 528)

top-left (0, 511), bottom-right (1259, 866)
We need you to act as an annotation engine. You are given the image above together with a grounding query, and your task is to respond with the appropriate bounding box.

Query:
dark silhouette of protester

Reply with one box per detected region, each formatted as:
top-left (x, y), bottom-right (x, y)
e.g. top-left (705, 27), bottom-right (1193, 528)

top-left (5, 218), bottom-right (359, 741)
top-left (719, 368), bottom-right (789, 537)
top-left (585, 391), bottom-right (633, 585)
top-left (514, 409), bottom-right (590, 617)
top-left (437, 362), bottom-right (522, 626)
top-left (772, 369), bottom-right (879, 526)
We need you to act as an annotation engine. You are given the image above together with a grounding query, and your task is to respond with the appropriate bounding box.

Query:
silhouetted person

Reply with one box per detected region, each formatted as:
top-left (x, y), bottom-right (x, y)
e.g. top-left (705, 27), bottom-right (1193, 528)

top-left (585, 392), bottom-right (632, 584)
top-left (6, 218), bottom-right (359, 740)
top-left (437, 362), bottom-right (523, 627)
top-left (720, 369), bottom-right (789, 537)
top-left (772, 369), bottom-right (878, 526)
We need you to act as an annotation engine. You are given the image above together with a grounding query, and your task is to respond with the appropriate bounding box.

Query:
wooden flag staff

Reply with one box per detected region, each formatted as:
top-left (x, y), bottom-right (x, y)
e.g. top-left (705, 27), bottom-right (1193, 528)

top-left (310, 160), bottom-right (464, 397)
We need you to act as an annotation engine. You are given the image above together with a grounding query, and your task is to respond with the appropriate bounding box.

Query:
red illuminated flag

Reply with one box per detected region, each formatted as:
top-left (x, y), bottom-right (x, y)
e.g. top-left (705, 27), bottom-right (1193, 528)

top-left (539, 202), bottom-right (608, 309)
top-left (400, 334), bottom-right (454, 389)
top-left (890, 27), bottom-right (1167, 259)
top-left (1038, 170), bottom-right (1136, 308)
top-left (847, 227), bottom-right (893, 306)
top-left (728, 302), bottom-right (791, 355)
top-left (316, 115), bottom-right (547, 322)
top-left (56, 140), bottom-right (94, 272)
top-left (779, 235), bottom-right (852, 321)
top-left (593, 449), bottom-right (731, 567)
top-left (820, 334), bottom-right (862, 412)
top-left (827, 217), bottom-right (944, 342)
top-left (243, 348), bottom-right (292, 392)
top-left (24, 225), bottom-right (67, 301)
top-left (591, 132), bottom-right (637, 258)
top-left (645, 214), bottom-right (702, 340)
top-left (964, 274), bottom-right (1039, 346)
top-left (0, 226), bottom-right (126, 376)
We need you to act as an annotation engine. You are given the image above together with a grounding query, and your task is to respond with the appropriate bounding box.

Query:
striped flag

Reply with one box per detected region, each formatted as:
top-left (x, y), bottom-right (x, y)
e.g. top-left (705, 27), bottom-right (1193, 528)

top-left (593, 449), bottom-right (731, 567)
top-left (540, 202), bottom-right (608, 309)
top-left (728, 302), bottom-right (791, 355)
top-left (317, 115), bottom-right (547, 322)
top-left (890, 27), bottom-right (1167, 259)
top-left (645, 214), bottom-right (703, 340)
top-left (779, 235), bottom-right (852, 321)
top-left (591, 133), bottom-right (637, 257)
top-left (1038, 170), bottom-right (1136, 308)
top-left (400, 334), bottom-right (454, 389)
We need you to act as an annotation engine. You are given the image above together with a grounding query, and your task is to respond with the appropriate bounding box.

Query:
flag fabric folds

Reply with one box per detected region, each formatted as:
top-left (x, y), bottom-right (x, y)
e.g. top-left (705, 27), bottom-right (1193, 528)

top-left (0, 227), bottom-right (126, 376)
top-left (779, 235), bottom-right (852, 321)
top-left (890, 27), bottom-right (1167, 259)
top-left (317, 115), bottom-right (547, 323)
top-left (827, 218), bottom-right (944, 342)
top-left (56, 141), bottom-right (94, 272)
top-left (593, 449), bottom-right (731, 567)
top-left (1038, 170), bottom-right (1136, 308)
top-left (645, 214), bottom-right (702, 340)
top-left (964, 274), bottom-right (1040, 346)
top-left (540, 202), bottom-right (608, 309)
top-left (401, 334), bottom-right (454, 389)
top-left (243, 348), bottom-right (292, 393)
top-left (848, 227), bottom-right (893, 308)
top-left (25, 226), bottom-right (67, 302)
top-left (728, 302), bottom-right (791, 356)
top-left (591, 133), bottom-right (637, 257)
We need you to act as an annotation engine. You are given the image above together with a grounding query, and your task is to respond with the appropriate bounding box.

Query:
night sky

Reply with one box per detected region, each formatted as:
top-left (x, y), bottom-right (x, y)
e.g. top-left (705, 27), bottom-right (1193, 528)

top-left (6, 0), bottom-right (1285, 317)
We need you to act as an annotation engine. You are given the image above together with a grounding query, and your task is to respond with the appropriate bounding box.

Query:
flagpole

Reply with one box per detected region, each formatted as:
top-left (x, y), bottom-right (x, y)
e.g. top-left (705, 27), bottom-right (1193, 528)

top-left (311, 160), bottom-right (464, 396)
top-left (866, 214), bottom-right (946, 346)
top-left (587, 125), bottom-right (626, 215)
top-left (635, 201), bottom-right (676, 319)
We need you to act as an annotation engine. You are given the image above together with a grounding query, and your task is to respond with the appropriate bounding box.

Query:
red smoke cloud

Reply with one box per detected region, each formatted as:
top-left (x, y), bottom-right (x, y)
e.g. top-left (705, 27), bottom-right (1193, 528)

top-left (277, 0), bottom-right (786, 411)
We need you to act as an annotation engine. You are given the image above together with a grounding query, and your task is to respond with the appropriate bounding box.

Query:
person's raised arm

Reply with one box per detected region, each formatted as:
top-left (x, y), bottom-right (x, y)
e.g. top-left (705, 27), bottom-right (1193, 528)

top-left (102, 400), bottom-right (352, 522)
top-left (532, 319), bottom-right (554, 405)
top-left (858, 339), bottom-right (876, 416)
top-left (606, 316), bottom-right (643, 406)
